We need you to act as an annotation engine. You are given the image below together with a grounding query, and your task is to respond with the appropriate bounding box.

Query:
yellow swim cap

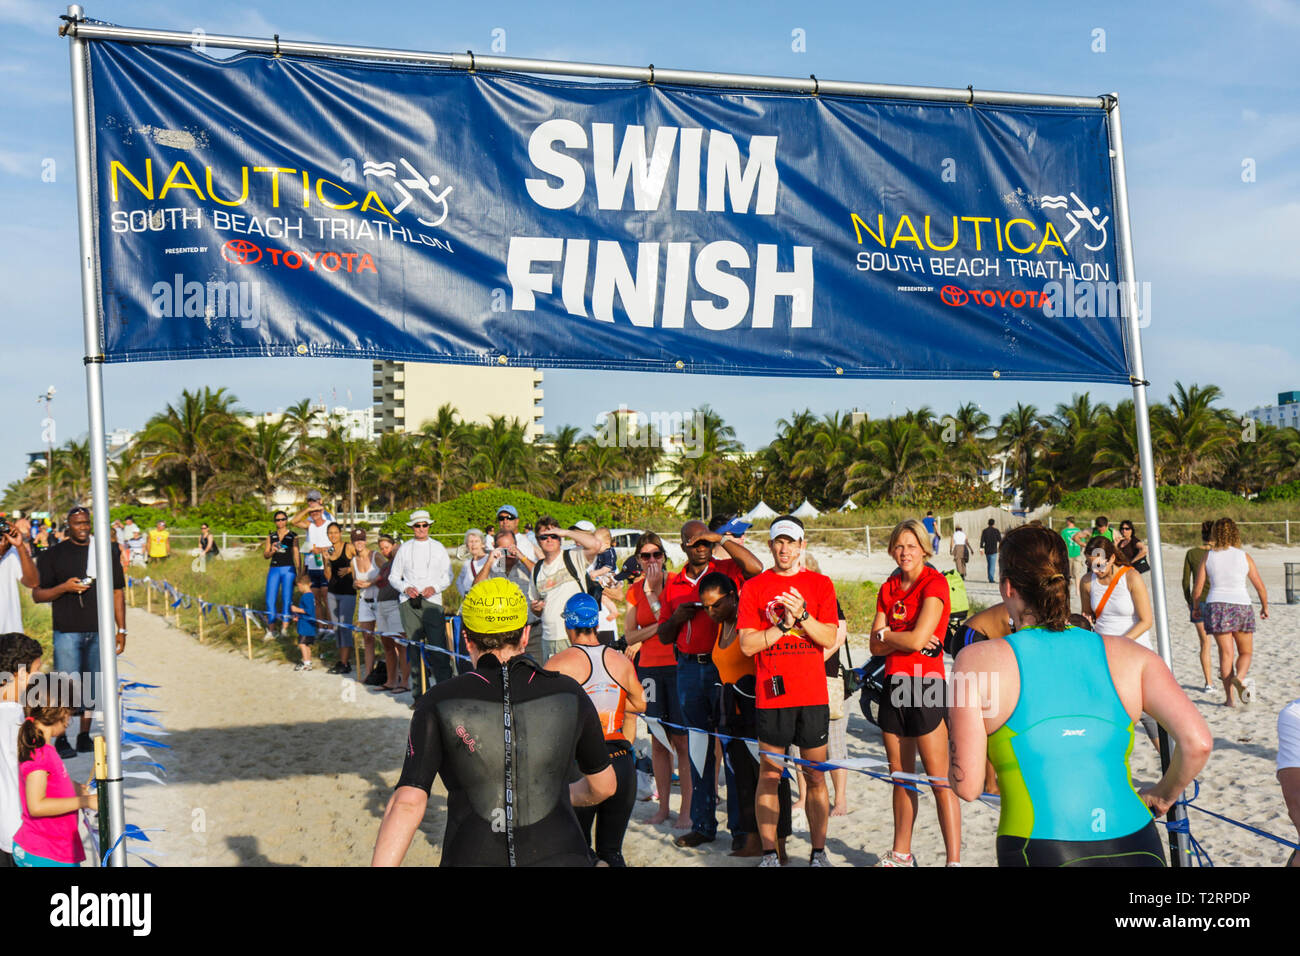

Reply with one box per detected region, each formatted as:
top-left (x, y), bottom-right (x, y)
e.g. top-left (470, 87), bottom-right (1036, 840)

top-left (460, 578), bottom-right (529, 634)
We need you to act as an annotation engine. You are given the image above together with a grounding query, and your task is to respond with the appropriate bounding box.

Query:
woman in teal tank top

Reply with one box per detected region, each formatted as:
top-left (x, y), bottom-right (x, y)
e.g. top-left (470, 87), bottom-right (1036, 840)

top-left (949, 526), bottom-right (1212, 867)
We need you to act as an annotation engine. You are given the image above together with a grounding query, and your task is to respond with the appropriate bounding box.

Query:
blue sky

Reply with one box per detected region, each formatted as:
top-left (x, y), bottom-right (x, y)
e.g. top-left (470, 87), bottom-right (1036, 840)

top-left (1, 0), bottom-right (1297, 489)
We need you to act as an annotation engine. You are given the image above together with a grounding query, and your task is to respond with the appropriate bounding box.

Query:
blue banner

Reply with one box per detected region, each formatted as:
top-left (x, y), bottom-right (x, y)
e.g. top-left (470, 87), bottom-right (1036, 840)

top-left (87, 41), bottom-right (1128, 382)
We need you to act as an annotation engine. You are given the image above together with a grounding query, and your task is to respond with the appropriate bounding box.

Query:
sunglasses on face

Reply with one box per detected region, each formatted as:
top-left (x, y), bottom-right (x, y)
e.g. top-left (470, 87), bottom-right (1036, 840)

top-left (275, 517), bottom-right (287, 522)
top-left (497, 514), bottom-right (516, 521)
top-left (412, 523), bottom-right (430, 529)
top-left (638, 550), bottom-right (664, 560)
top-left (537, 533), bottom-right (560, 541)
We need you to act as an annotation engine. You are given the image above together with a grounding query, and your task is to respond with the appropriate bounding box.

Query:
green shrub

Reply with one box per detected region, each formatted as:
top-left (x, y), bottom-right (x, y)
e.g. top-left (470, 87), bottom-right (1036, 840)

top-left (1057, 484), bottom-right (1241, 514)
top-left (1259, 480), bottom-right (1300, 503)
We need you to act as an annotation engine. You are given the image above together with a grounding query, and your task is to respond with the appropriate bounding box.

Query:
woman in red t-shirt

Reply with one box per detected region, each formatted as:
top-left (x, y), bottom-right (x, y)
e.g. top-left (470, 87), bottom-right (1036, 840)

top-left (869, 518), bottom-right (961, 867)
top-left (623, 532), bottom-right (692, 829)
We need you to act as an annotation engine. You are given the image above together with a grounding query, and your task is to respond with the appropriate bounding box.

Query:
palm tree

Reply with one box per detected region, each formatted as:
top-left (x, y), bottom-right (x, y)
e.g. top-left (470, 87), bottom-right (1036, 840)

top-left (996, 403), bottom-right (1045, 497)
top-left (1092, 400), bottom-right (1143, 487)
top-left (137, 387), bottom-right (242, 507)
top-left (1152, 382), bottom-right (1231, 484)
top-left (281, 398), bottom-right (321, 446)
top-left (366, 432), bottom-right (413, 512)
top-left (413, 404), bottom-right (467, 503)
top-left (227, 419), bottom-right (300, 507)
top-left (844, 417), bottom-right (935, 500)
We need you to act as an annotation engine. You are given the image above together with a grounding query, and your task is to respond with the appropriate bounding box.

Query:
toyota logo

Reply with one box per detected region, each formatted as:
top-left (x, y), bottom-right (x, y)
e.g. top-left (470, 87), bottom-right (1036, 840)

top-left (939, 285), bottom-right (969, 307)
top-left (222, 239), bottom-right (262, 265)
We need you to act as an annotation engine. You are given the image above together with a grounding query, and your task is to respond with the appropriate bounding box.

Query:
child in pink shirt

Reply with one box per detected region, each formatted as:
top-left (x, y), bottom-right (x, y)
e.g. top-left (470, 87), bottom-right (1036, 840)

top-left (12, 677), bottom-right (96, 867)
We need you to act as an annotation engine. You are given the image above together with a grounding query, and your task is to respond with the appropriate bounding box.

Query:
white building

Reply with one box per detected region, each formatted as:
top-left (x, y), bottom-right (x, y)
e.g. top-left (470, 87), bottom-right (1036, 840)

top-left (1247, 391), bottom-right (1300, 430)
top-left (242, 405), bottom-right (375, 442)
top-left (373, 361), bottom-right (543, 440)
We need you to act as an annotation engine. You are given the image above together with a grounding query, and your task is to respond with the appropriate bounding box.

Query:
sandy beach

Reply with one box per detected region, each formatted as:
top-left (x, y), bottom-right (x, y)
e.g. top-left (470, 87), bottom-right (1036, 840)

top-left (83, 542), bottom-right (1300, 867)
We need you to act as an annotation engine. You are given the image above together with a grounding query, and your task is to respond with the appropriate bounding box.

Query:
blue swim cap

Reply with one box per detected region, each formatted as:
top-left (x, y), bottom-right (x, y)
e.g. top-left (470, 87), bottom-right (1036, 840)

top-left (562, 592), bottom-right (601, 629)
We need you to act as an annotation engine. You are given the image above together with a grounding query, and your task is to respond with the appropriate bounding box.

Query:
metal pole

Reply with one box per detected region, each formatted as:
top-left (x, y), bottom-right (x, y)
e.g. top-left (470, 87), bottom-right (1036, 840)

top-left (63, 18), bottom-right (1107, 109)
top-left (1106, 94), bottom-right (1190, 867)
top-left (66, 3), bottom-right (127, 867)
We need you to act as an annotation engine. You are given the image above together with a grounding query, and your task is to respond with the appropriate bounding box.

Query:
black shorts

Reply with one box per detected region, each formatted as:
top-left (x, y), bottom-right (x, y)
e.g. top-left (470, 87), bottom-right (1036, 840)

top-left (756, 703), bottom-right (829, 751)
top-left (877, 674), bottom-right (947, 738)
top-left (997, 821), bottom-right (1166, 867)
top-left (637, 664), bottom-right (685, 735)
top-left (307, 569), bottom-right (328, 589)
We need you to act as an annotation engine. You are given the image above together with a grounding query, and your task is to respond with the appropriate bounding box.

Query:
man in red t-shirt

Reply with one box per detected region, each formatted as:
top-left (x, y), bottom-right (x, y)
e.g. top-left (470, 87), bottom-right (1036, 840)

top-left (738, 515), bottom-right (839, 867)
top-left (658, 519), bottom-right (762, 849)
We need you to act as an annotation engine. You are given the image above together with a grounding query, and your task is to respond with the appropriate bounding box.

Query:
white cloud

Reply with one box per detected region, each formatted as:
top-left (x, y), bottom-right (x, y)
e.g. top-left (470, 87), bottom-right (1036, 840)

top-left (0, 0), bottom-right (49, 31)
top-left (1247, 0), bottom-right (1300, 27)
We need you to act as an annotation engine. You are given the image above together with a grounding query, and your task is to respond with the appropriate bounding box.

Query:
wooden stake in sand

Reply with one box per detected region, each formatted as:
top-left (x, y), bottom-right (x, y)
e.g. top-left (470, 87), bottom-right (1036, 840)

top-left (244, 604), bottom-right (253, 660)
top-left (146, 585), bottom-right (152, 615)
top-left (93, 736), bottom-right (109, 861)
top-left (198, 596), bottom-right (204, 643)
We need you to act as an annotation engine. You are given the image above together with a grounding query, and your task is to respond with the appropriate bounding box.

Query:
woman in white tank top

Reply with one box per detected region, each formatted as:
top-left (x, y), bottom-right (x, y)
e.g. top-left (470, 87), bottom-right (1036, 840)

top-left (1080, 535), bottom-right (1160, 745)
top-left (1080, 538), bottom-right (1153, 649)
top-left (1191, 518), bottom-right (1269, 707)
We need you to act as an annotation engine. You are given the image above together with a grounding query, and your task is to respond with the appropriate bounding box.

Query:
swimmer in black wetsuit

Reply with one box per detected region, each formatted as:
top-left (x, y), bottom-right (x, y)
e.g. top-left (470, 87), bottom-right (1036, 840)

top-left (371, 577), bottom-right (616, 867)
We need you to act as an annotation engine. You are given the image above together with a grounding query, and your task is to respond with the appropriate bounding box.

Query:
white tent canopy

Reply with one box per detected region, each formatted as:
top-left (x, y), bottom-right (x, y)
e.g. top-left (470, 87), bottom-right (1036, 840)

top-left (839, 497), bottom-right (859, 511)
top-left (744, 500), bottom-right (778, 521)
top-left (792, 499), bottom-right (821, 519)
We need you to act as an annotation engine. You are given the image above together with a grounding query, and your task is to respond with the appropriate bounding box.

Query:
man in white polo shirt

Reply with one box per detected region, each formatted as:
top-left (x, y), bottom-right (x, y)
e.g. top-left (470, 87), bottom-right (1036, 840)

top-left (388, 510), bottom-right (453, 690)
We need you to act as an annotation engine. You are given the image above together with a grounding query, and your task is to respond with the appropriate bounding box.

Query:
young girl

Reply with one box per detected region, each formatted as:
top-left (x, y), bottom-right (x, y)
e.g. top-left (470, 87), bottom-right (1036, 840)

top-left (12, 677), bottom-right (97, 867)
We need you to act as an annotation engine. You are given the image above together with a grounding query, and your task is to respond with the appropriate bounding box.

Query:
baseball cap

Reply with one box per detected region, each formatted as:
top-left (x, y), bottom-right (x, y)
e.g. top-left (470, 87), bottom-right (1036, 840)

top-left (407, 509), bottom-right (432, 527)
top-left (350, 529), bottom-right (367, 541)
top-left (67, 506), bottom-right (89, 519)
top-left (572, 520), bottom-right (596, 533)
top-left (562, 592), bottom-right (601, 629)
top-left (306, 490), bottom-right (323, 502)
top-left (496, 504), bottom-right (519, 519)
top-left (769, 517), bottom-right (805, 541)
top-left (461, 579), bottom-right (529, 634)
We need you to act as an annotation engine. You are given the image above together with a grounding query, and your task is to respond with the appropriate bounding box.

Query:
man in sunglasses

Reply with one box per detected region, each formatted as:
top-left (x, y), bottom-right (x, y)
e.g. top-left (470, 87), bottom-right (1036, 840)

top-left (658, 519), bottom-right (762, 849)
top-left (291, 490), bottom-right (336, 634)
top-left (526, 516), bottom-right (602, 665)
top-left (388, 509), bottom-right (453, 688)
top-left (488, 505), bottom-right (539, 564)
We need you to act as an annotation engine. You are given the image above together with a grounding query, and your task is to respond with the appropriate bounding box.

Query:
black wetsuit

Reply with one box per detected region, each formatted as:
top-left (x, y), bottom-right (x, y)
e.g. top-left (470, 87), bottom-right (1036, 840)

top-left (396, 653), bottom-right (611, 866)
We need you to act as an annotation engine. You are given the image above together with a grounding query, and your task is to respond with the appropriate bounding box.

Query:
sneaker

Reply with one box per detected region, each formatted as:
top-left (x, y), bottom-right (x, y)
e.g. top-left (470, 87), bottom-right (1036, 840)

top-left (263, 630), bottom-right (275, 642)
top-left (810, 849), bottom-right (833, 868)
top-left (1202, 684), bottom-right (1214, 693)
top-left (55, 735), bottom-right (77, 760)
top-left (758, 852), bottom-right (782, 868)
top-left (875, 850), bottom-right (918, 867)
top-left (327, 661), bottom-right (348, 675)
top-left (945, 861), bottom-right (962, 867)
top-left (294, 661), bottom-right (313, 672)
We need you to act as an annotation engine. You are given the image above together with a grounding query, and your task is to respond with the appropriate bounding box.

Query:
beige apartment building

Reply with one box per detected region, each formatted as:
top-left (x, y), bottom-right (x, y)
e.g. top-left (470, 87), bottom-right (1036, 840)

top-left (373, 361), bottom-right (545, 440)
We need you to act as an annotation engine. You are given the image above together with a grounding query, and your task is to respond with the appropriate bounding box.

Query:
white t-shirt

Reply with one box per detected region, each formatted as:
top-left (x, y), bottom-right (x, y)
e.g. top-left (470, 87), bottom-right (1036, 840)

top-left (529, 553), bottom-right (583, 646)
top-left (0, 700), bottom-right (23, 852)
top-left (952, 530), bottom-right (968, 548)
top-left (0, 549), bottom-right (24, 634)
top-left (303, 516), bottom-right (333, 571)
top-left (1278, 698), bottom-right (1300, 772)
top-left (1205, 547), bottom-right (1251, 605)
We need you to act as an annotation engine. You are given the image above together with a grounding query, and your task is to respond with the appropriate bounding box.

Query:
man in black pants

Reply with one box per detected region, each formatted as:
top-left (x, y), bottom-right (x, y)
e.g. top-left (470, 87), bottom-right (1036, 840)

top-left (700, 571), bottom-right (792, 862)
top-left (371, 579), bottom-right (615, 867)
top-left (545, 592), bottom-right (645, 866)
top-left (980, 519), bottom-right (1003, 583)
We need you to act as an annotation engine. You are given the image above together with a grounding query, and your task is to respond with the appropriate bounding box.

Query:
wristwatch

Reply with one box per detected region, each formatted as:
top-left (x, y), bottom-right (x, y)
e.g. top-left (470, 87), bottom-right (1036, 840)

top-left (116, 628), bottom-right (127, 635)
top-left (797, 608), bottom-right (809, 624)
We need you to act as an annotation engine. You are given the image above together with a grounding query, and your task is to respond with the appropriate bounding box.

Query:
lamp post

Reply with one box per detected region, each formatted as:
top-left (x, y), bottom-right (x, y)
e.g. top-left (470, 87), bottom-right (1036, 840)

top-left (39, 386), bottom-right (56, 516)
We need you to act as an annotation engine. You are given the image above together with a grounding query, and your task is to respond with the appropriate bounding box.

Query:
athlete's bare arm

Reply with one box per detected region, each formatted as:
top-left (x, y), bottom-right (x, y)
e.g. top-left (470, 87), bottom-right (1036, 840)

top-left (371, 785), bottom-right (428, 866)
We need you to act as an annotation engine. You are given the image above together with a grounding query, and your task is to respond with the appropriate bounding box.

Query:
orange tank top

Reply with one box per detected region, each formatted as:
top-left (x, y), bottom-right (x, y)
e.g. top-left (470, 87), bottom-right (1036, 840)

top-left (578, 643), bottom-right (628, 743)
top-left (711, 623), bottom-right (753, 685)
